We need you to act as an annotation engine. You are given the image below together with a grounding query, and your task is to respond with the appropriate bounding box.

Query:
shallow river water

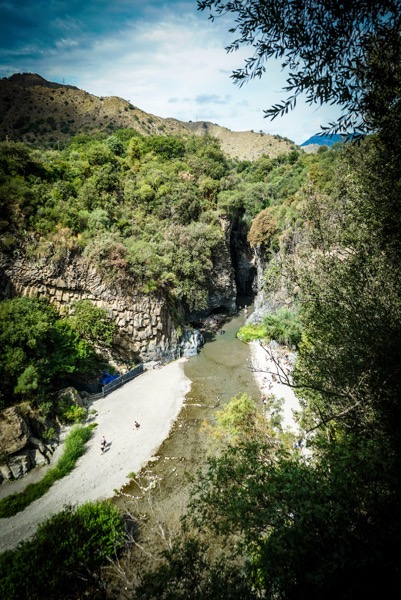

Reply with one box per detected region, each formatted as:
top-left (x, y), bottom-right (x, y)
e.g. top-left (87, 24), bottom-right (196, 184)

top-left (115, 303), bottom-right (260, 552)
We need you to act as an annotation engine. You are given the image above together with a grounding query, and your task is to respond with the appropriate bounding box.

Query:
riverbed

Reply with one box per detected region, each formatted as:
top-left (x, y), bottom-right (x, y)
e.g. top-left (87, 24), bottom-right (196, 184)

top-left (112, 304), bottom-right (261, 589)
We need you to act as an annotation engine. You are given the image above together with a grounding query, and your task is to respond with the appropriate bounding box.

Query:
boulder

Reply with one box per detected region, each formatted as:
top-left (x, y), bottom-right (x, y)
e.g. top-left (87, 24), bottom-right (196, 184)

top-left (29, 436), bottom-right (53, 459)
top-left (29, 448), bottom-right (49, 467)
top-left (56, 386), bottom-right (85, 408)
top-left (29, 435), bottom-right (46, 453)
top-left (0, 462), bottom-right (13, 482)
top-left (8, 451), bottom-right (32, 479)
top-left (0, 406), bottom-right (31, 455)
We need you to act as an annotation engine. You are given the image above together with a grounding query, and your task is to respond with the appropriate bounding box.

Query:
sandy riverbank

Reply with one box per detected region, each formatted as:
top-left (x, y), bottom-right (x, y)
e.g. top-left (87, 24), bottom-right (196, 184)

top-left (249, 340), bottom-right (302, 435)
top-left (0, 358), bottom-right (191, 552)
top-left (1, 340), bottom-right (304, 553)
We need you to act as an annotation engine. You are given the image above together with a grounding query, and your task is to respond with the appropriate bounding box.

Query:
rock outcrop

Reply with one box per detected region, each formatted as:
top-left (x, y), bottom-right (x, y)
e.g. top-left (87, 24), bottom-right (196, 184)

top-left (0, 406), bottom-right (30, 455)
top-left (0, 216), bottom-right (239, 362)
top-left (0, 406), bottom-right (56, 483)
top-left (187, 217), bottom-right (237, 321)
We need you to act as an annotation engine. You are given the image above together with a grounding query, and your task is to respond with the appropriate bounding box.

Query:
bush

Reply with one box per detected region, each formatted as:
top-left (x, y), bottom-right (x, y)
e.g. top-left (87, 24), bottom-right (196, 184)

top-left (264, 307), bottom-right (302, 348)
top-left (237, 308), bottom-right (302, 348)
top-left (0, 501), bottom-right (126, 600)
top-left (248, 206), bottom-right (278, 248)
top-left (61, 404), bottom-right (87, 423)
top-left (236, 323), bottom-right (267, 342)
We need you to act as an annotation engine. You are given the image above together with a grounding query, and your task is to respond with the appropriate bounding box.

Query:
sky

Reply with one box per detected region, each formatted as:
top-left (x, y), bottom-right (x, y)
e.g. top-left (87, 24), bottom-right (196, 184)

top-left (0, 0), bottom-right (342, 145)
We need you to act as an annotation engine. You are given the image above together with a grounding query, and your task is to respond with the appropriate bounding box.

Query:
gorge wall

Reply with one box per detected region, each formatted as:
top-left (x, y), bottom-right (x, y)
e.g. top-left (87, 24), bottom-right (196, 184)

top-left (0, 252), bottom-right (181, 364)
top-left (0, 219), bottom-right (258, 481)
top-left (0, 217), bottom-right (248, 366)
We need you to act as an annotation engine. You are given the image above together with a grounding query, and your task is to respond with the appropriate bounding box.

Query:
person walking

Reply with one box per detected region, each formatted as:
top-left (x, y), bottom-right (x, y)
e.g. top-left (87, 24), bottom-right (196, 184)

top-left (100, 436), bottom-right (107, 453)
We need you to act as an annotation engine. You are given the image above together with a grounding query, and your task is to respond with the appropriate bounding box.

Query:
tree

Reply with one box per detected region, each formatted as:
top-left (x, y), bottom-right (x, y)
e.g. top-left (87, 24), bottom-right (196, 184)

top-left (0, 297), bottom-right (98, 407)
top-left (69, 299), bottom-right (116, 349)
top-left (0, 501), bottom-right (125, 600)
top-left (198, 1), bottom-right (401, 135)
top-left (290, 138), bottom-right (401, 446)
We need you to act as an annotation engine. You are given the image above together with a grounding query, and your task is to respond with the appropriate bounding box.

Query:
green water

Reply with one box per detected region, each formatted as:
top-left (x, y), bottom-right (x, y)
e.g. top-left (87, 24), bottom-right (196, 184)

top-left (184, 307), bottom-right (260, 408)
top-left (116, 304), bottom-right (260, 544)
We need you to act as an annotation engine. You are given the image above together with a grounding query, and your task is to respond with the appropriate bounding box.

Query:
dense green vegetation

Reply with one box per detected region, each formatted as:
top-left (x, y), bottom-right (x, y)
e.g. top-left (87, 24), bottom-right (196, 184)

top-left (127, 132), bottom-right (401, 599)
top-left (0, 296), bottom-right (112, 409)
top-left (0, 131), bottom-right (324, 310)
top-left (0, 132), bottom-right (328, 413)
top-left (0, 424), bottom-right (94, 518)
top-left (0, 500), bottom-right (125, 599)
top-left (237, 307), bottom-right (302, 347)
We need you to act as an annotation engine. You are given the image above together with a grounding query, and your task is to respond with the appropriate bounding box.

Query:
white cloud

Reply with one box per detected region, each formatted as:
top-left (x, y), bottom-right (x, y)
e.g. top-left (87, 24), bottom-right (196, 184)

top-left (4, 3), bottom-right (342, 145)
top-left (52, 17), bottom-right (85, 33)
top-left (55, 38), bottom-right (79, 49)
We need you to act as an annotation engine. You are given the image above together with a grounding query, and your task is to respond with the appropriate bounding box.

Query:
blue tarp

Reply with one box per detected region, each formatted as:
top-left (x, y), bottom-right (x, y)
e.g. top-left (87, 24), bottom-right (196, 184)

top-left (101, 373), bottom-right (119, 385)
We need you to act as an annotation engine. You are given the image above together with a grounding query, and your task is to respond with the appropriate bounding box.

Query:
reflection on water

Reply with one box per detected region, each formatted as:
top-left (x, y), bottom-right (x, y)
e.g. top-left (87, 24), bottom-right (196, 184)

top-left (117, 301), bottom-right (260, 531)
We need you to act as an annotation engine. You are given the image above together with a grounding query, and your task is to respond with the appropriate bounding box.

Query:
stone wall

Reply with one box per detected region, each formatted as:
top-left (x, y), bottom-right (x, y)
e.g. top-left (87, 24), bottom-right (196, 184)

top-left (0, 253), bottom-right (181, 362)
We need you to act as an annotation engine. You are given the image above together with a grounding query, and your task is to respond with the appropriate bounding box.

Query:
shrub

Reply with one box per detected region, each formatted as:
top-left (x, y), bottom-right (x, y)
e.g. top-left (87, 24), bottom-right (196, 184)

top-left (248, 206), bottom-right (278, 248)
top-left (69, 298), bottom-right (116, 348)
top-left (0, 501), bottom-right (126, 599)
top-left (42, 426), bottom-right (56, 442)
top-left (61, 404), bottom-right (87, 423)
top-left (264, 307), bottom-right (302, 348)
top-left (237, 323), bottom-right (267, 342)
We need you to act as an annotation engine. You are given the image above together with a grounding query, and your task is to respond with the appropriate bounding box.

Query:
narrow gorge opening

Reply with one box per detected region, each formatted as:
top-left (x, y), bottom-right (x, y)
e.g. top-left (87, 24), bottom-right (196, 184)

top-left (230, 213), bottom-right (257, 300)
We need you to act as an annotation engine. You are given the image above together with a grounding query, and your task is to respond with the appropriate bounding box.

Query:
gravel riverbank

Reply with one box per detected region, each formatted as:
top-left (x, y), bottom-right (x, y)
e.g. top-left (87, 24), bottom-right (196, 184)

top-left (0, 359), bottom-right (190, 552)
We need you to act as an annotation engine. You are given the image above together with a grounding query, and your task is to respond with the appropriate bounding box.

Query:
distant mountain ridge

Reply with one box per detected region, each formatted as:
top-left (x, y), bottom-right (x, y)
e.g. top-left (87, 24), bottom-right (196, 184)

top-left (301, 133), bottom-right (346, 147)
top-left (6, 72), bottom-right (79, 90)
top-left (0, 73), bottom-right (296, 161)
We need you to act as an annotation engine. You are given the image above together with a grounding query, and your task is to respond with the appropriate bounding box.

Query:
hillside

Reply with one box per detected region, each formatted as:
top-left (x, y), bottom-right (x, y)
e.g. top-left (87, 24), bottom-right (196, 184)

top-left (185, 121), bottom-right (297, 160)
top-left (0, 73), bottom-right (188, 143)
top-left (0, 73), bottom-right (296, 160)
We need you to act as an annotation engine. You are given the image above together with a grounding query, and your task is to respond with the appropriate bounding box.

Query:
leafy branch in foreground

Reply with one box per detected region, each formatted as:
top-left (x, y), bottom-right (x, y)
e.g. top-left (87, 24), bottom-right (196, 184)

top-left (0, 501), bottom-right (126, 600)
top-left (198, 0), bottom-right (401, 135)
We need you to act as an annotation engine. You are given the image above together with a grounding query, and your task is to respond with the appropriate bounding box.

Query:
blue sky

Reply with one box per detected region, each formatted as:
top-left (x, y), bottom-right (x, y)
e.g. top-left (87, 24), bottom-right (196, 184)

top-left (0, 0), bottom-right (342, 145)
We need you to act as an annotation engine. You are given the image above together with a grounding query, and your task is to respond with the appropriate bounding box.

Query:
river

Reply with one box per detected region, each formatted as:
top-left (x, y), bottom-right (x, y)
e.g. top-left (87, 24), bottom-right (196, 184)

top-left (113, 302), bottom-right (260, 585)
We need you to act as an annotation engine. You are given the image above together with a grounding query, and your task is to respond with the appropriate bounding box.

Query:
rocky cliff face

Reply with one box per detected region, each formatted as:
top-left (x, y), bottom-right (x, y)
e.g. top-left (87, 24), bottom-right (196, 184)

top-left (0, 218), bottom-right (239, 363)
top-left (249, 244), bottom-right (296, 325)
top-left (0, 252), bottom-right (181, 364)
top-left (188, 216), bottom-right (237, 319)
top-left (0, 406), bottom-right (57, 482)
